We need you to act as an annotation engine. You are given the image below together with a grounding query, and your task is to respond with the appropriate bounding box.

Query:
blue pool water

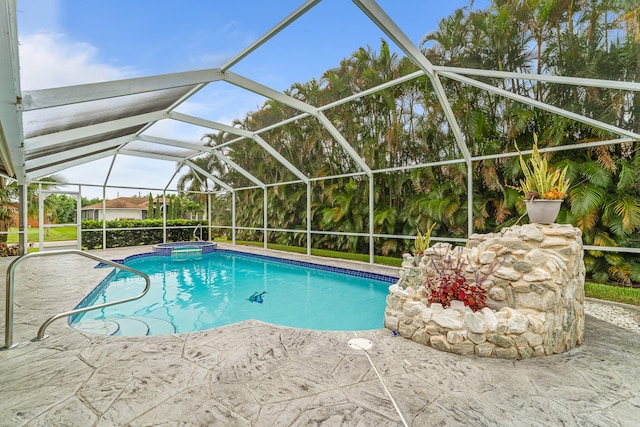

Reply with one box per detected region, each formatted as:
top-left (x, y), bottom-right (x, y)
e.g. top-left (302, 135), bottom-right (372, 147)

top-left (71, 250), bottom-right (396, 335)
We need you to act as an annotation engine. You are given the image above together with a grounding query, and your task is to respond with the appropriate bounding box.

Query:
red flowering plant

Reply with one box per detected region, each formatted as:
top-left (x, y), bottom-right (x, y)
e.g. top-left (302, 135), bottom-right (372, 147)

top-left (422, 245), bottom-right (497, 312)
top-left (0, 243), bottom-right (21, 257)
top-left (0, 242), bottom-right (34, 257)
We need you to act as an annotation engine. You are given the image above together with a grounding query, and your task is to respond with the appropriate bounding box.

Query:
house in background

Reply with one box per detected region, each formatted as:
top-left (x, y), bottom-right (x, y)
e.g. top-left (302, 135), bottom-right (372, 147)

top-left (81, 197), bottom-right (149, 221)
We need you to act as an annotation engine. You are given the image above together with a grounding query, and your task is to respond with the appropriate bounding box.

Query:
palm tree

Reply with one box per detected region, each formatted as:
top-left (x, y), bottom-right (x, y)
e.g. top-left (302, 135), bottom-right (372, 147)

top-left (176, 151), bottom-right (228, 220)
top-left (0, 177), bottom-right (18, 244)
top-left (0, 175), bottom-right (63, 243)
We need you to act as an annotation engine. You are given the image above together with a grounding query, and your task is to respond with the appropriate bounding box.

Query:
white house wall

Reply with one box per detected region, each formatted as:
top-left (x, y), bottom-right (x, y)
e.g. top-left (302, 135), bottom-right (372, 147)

top-left (84, 208), bottom-right (144, 221)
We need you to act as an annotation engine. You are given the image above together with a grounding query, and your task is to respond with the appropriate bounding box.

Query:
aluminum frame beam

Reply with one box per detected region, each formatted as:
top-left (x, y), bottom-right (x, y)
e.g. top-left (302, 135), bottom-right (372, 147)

top-left (183, 159), bottom-right (234, 192)
top-left (225, 72), bottom-right (372, 175)
top-left (24, 111), bottom-right (167, 150)
top-left (221, 0), bottom-right (322, 72)
top-left (252, 135), bottom-right (311, 182)
top-left (351, 0), bottom-right (472, 166)
top-left (138, 135), bottom-right (265, 189)
top-left (0, 0), bottom-right (22, 179)
top-left (434, 66), bottom-right (640, 92)
top-left (440, 71), bottom-right (640, 140)
top-left (117, 149), bottom-right (186, 164)
top-left (21, 69), bottom-right (224, 111)
top-left (25, 135), bottom-right (135, 171)
top-left (25, 149), bottom-right (118, 181)
top-left (169, 112), bottom-right (309, 183)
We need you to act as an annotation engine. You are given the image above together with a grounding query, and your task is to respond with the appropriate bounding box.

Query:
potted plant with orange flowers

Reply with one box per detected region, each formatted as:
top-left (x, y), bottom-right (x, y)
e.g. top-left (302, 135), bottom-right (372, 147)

top-left (517, 135), bottom-right (569, 224)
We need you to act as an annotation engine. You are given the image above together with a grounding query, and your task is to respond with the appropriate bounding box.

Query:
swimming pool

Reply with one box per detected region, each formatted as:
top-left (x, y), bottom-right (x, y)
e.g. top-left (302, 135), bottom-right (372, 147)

top-left (70, 250), bottom-right (397, 336)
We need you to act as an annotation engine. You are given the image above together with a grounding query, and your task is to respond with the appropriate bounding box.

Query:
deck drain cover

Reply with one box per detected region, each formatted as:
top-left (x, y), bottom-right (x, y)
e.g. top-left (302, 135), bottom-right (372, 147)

top-left (348, 338), bottom-right (372, 351)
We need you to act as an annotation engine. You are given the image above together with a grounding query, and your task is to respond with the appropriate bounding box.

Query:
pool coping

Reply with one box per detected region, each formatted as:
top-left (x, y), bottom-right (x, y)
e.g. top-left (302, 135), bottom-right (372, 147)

top-left (96, 245), bottom-right (399, 283)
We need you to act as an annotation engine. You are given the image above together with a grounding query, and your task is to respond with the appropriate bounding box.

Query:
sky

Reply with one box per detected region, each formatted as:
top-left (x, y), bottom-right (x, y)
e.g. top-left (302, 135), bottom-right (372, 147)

top-left (16, 0), bottom-right (489, 199)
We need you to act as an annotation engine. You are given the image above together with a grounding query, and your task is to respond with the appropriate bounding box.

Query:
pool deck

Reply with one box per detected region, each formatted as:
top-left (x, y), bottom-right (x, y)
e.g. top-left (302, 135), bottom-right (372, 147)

top-left (1, 244), bottom-right (639, 426)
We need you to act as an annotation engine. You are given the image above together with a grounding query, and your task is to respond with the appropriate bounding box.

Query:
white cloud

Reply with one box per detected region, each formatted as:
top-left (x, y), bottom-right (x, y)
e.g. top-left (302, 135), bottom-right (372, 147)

top-left (18, 32), bottom-right (135, 90)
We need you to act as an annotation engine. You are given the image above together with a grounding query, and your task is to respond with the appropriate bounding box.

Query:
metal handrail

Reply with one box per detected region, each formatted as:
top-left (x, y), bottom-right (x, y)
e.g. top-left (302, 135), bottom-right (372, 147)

top-left (193, 223), bottom-right (202, 241)
top-left (2, 249), bottom-right (151, 350)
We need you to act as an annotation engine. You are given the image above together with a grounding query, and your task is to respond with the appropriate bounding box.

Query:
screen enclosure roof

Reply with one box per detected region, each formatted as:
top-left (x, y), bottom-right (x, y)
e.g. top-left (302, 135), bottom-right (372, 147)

top-left (0, 0), bottom-right (639, 193)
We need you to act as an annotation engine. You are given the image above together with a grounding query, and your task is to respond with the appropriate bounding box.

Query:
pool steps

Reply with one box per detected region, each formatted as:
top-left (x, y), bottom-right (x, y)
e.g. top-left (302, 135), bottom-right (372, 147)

top-left (73, 316), bottom-right (177, 336)
top-left (171, 247), bottom-right (202, 261)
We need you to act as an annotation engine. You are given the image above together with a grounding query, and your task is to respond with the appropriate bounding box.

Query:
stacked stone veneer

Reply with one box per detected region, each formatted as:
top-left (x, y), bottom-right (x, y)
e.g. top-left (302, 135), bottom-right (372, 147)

top-left (384, 224), bottom-right (585, 359)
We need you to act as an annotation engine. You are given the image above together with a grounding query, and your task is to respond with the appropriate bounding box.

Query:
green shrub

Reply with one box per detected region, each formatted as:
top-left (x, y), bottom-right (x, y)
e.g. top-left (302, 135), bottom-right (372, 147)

top-left (81, 219), bottom-right (210, 249)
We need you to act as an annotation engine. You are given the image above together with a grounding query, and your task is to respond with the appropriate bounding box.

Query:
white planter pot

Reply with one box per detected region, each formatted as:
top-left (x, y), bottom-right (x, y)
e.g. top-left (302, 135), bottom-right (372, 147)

top-left (525, 199), bottom-right (563, 224)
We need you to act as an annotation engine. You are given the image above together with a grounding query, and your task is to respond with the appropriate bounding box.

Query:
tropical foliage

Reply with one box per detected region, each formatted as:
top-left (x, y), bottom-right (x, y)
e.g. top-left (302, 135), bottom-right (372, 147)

top-left (145, 193), bottom-right (203, 221)
top-left (176, 0), bottom-right (640, 285)
top-left (0, 176), bottom-right (63, 244)
top-left (0, 177), bottom-right (17, 244)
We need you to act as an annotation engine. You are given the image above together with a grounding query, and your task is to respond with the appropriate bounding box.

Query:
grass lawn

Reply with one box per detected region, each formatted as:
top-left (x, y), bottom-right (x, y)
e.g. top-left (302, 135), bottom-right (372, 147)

top-left (584, 282), bottom-right (640, 307)
top-left (6, 226), bottom-right (77, 243)
top-left (230, 239), bottom-right (640, 306)
top-left (231, 240), bottom-right (403, 267)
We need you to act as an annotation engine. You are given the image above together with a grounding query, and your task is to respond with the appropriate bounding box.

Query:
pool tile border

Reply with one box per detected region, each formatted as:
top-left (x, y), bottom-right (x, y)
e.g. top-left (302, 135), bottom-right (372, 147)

top-left (95, 248), bottom-right (398, 283)
top-left (214, 249), bottom-right (398, 283)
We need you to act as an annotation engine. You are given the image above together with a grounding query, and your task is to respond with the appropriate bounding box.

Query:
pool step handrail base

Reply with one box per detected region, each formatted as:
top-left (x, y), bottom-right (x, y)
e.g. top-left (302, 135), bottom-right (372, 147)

top-left (3, 249), bottom-right (151, 349)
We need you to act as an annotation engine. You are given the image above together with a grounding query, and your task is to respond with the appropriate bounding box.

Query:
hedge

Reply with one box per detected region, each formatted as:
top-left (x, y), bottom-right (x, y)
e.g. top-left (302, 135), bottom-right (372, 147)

top-left (81, 219), bottom-right (211, 249)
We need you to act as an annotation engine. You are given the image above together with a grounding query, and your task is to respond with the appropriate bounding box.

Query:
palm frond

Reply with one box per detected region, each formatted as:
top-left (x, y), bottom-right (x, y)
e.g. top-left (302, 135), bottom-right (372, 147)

top-left (604, 216), bottom-right (627, 238)
top-left (617, 162), bottom-right (638, 192)
top-left (576, 210), bottom-right (599, 233)
top-left (593, 233), bottom-right (617, 247)
top-left (569, 183), bottom-right (605, 217)
top-left (580, 161), bottom-right (612, 187)
top-left (613, 195), bottom-right (640, 232)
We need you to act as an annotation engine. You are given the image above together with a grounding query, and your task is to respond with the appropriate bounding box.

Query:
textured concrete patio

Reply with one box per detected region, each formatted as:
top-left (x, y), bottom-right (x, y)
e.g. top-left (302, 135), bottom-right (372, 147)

top-left (1, 244), bottom-right (639, 426)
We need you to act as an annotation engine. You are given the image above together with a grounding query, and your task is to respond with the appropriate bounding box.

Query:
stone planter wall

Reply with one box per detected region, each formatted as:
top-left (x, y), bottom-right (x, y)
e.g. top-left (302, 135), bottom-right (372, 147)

top-left (384, 224), bottom-right (585, 359)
